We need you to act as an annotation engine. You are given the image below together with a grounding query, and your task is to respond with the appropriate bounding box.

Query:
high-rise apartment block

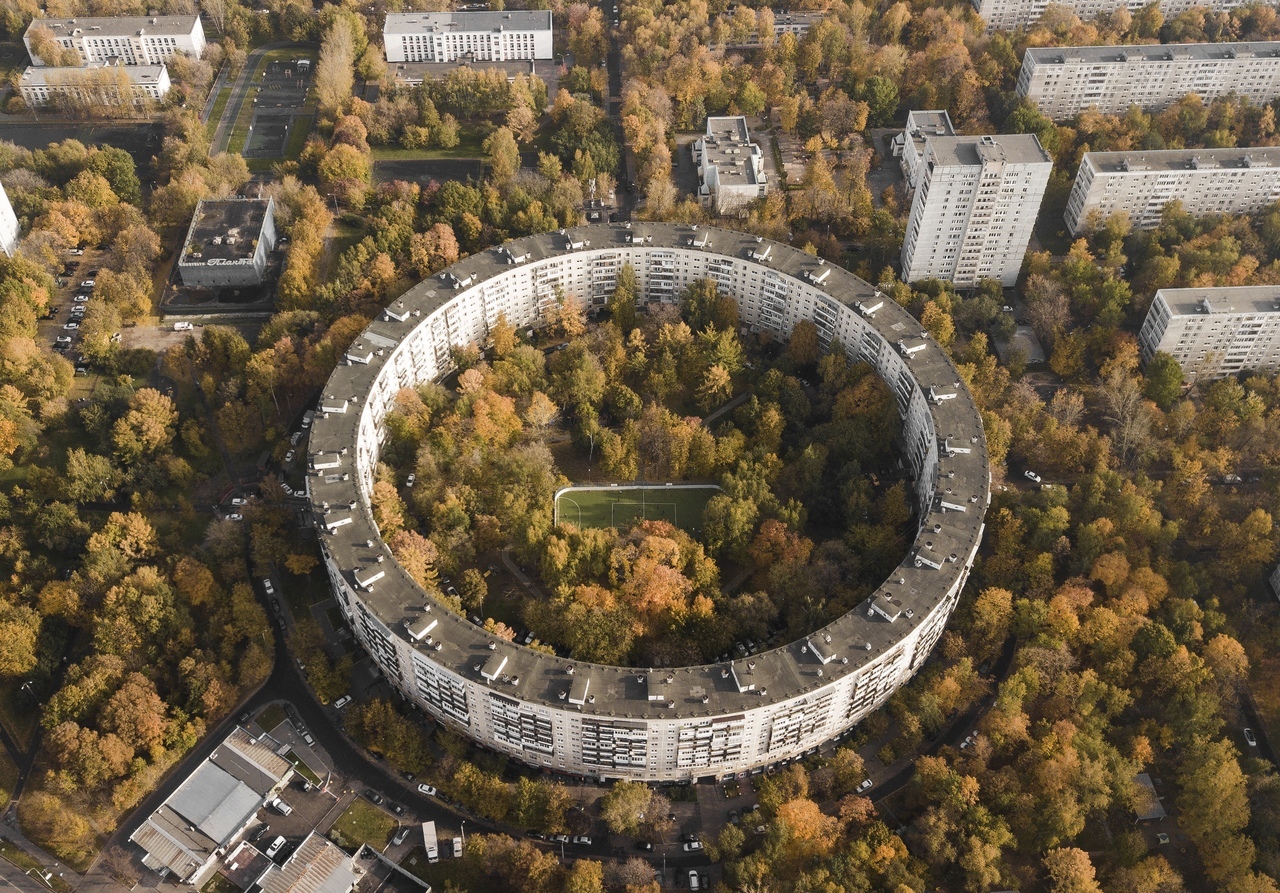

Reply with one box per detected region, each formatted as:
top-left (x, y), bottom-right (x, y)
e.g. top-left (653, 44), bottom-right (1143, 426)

top-left (1064, 148), bottom-right (1280, 234)
top-left (23, 15), bottom-right (204, 66)
top-left (1138, 286), bottom-right (1280, 379)
top-left (0, 183), bottom-right (18, 258)
top-left (891, 110), bottom-right (956, 192)
top-left (974, 0), bottom-right (1248, 34)
top-left (900, 134), bottom-right (1052, 288)
top-left (383, 11), bottom-right (553, 63)
top-left (692, 116), bottom-right (768, 215)
top-left (1017, 42), bottom-right (1280, 120)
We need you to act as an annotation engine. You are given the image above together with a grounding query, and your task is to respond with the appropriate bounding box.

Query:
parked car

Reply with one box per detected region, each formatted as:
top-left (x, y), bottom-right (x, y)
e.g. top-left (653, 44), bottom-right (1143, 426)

top-left (250, 824), bottom-right (270, 842)
top-left (231, 497), bottom-right (247, 506)
top-left (682, 840), bottom-right (703, 852)
top-left (857, 778), bottom-right (874, 793)
top-left (572, 836), bottom-right (592, 846)
top-left (269, 797), bottom-right (292, 816)
top-left (263, 579), bottom-right (275, 596)
top-left (334, 695), bottom-right (352, 709)
top-left (417, 783), bottom-right (437, 796)
top-left (266, 836), bottom-right (287, 858)
top-left (1245, 728), bottom-right (1258, 747)
top-left (173, 321), bottom-right (194, 331)
top-left (1024, 470), bottom-right (1041, 484)
top-left (72, 294), bottom-right (90, 303)
top-left (227, 513), bottom-right (243, 522)
top-left (392, 826), bottom-right (410, 846)
top-left (390, 802), bottom-right (404, 815)
top-left (688, 870), bottom-right (701, 891)
top-left (55, 336), bottom-right (72, 347)
top-left (284, 449), bottom-right (295, 463)
top-left (79, 279), bottom-right (95, 288)
top-left (63, 322), bottom-right (79, 330)
top-left (271, 599), bottom-right (281, 614)
top-left (635, 841), bottom-right (653, 851)
top-left (365, 790), bottom-right (384, 805)
top-left (551, 834), bottom-right (569, 844)
top-left (406, 473), bottom-right (416, 488)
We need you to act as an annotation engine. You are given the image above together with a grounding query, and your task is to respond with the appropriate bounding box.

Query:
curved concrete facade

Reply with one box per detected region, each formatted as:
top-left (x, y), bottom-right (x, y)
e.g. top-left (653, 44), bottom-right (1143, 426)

top-left (309, 223), bottom-right (989, 781)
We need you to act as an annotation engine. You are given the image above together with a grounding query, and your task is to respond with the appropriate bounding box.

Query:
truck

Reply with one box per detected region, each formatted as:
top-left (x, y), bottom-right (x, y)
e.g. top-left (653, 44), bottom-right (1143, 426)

top-left (423, 821), bottom-right (438, 863)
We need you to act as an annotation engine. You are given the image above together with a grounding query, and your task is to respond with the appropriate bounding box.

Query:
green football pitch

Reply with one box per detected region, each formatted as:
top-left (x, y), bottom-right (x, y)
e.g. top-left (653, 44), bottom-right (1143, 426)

top-left (554, 485), bottom-right (721, 533)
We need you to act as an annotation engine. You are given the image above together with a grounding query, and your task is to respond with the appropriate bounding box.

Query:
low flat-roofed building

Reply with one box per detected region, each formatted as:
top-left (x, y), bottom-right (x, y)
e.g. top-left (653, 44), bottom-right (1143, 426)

top-left (383, 11), bottom-right (552, 63)
top-left (130, 727), bottom-right (293, 884)
top-left (1138, 285), bottom-right (1280, 379)
top-left (1017, 42), bottom-right (1280, 121)
top-left (24, 14), bottom-right (204, 66)
top-left (0, 183), bottom-right (18, 258)
top-left (255, 833), bottom-right (360, 893)
top-left (178, 197), bottom-right (278, 289)
top-left (890, 110), bottom-right (956, 192)
top-left (18, 61), bottom-right (169, 107)
top-left (1064, 147), bottom-right (1280, 234)
top-left (693, 116), bottom-right (768, 215)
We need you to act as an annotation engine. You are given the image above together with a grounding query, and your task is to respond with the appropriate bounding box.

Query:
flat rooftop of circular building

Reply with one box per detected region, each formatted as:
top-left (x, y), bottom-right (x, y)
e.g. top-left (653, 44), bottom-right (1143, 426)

top-left (307, 222), bottom-right (990, 720)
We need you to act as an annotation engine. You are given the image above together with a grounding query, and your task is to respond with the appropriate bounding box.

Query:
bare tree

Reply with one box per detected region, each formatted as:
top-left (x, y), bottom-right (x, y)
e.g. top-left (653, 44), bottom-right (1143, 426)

top-left (1098, 368), bottom-right (1152, 467)
top-left (1025, 273), bottom-right (1070, 348)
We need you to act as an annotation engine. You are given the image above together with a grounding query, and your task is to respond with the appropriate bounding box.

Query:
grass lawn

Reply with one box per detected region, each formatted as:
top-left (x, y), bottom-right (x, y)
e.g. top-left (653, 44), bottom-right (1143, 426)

top-left (206, 86), bottom-right (231, 140)
top-left (401, 847), bottom-right (476, 889)
top-left (554, 484), bottom-right (721, 533)
top-left (256, 703), bottom-right (287, 733)
top-left (0, 748), bottom-right (19, 804)
top-left (200, 873), bottom-right (241, 893)
top-left (329, 798), bottom-right (397, 852)
top-left (370, 127), bottom-right (487, 161)
top-left (284, 114), bottom-right (314, 158)
top-left (284, 750), bottom-right (322, 785)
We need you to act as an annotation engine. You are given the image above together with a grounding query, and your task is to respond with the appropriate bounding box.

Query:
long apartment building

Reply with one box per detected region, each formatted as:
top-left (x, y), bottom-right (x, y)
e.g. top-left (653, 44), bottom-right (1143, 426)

top-left (1017, 42), bottom-right (1280, 120)
top-left (383, 11), bottom-right (552, 63)
top-left (974, 0), bottom-right (1250, 34)
top-left (23, 15), bottom-right (204, 66)
top-left (18, 61), bottom-right (169, 107)
top-left (309, 223), bottom-right (989, 782)
top-left (1064, 148), bottom-right (1280, 234)
top-left (719, 10), bottom-right (825, 48)
top-left (1139, 285), bottom-right (1280, 379)
top-left (901, 134), bottom-right (1052, 288)
top-left (692, 116), bottom-right (768, 215)
top-left (0, 183), bottom-right (17, 258)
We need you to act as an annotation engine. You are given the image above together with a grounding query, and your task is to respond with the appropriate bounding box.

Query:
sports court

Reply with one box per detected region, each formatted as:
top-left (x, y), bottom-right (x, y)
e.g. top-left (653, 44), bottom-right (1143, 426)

top-left (245, 57), bottom-right (314, 159)
top-left (554, 484), bottom-right (721, 534)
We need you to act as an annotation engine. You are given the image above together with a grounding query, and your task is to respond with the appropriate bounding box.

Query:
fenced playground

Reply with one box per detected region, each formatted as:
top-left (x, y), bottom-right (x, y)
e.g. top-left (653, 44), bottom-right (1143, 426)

top-left (553, 484), bottom-right (721, 534)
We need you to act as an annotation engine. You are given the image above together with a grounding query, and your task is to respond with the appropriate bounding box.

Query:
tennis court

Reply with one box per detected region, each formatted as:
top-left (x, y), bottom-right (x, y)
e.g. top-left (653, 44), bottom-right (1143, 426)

top-left (554, 484), bottom-right (721, 534)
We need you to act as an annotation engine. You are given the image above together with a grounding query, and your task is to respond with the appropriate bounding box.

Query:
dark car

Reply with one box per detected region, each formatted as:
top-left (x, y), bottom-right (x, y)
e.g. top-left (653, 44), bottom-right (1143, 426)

top-left (272, 599), bottom-right (282, 614)
top-left (250, 824), bottom-right (271, 842)
top-left (635, 841), bottom-right (653, 851)
top-left (365, 790), bottom-right (384, 805)
top-left (390, 802), bottom-right (404, 815)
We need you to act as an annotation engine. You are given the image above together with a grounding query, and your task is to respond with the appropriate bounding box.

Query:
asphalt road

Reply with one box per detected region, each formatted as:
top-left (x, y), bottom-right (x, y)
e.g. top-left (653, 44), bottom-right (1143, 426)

top-left (0, 858), bottom-right (58, 893)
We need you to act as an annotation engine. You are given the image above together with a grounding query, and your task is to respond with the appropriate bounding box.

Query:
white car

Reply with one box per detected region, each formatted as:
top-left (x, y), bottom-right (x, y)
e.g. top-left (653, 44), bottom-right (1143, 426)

top-left (227, 513), bottom-right (243, 522)
top-left (231, 497), bottom-right (247, 506)
top-left (72, 295), bottom-right (90, 303)
top-left (79, 279), bottom-right (95, 288)
top-left (1024, 470), bottom-right (1041, 484)
top-left (688, 870), bottom-right (701, 891)
top-left (572, 836), bottom-right (592, 846)
top-left (174, 321), bottom-right (194, 331)
top-left (1244, 728), bottom-right (1258, 747)
top-left (63, 322), bottom-right (79, 330)
top-left (417, 783), bottom-right (437, 796)
top-left (266, 836), bottom-right (286, 858)
top-left (857, 778), bottom-right (873, 793)
top-left (284, 449), bottom-right (296, 463)
top-left (263, 579), bottom-right (274, 596)
top-left (334, 695), bottom-right (352, 710)
top-left (682, 840), bottom-right (703, 852)
top-left (55, 336), bottom-right (73, 345)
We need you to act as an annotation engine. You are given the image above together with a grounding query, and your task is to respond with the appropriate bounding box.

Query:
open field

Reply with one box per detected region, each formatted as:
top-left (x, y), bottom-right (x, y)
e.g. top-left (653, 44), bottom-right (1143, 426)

top-left (328, 798), bottom-right (396, 851)
top-left (554, 484), bottom-right (720, 534)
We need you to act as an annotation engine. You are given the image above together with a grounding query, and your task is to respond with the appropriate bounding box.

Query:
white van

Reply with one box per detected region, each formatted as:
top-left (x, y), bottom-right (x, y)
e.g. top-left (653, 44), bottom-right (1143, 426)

top-left (173, 321), bottom-right (194, 331)
top-left (266, 836), bottom-right (286, 858)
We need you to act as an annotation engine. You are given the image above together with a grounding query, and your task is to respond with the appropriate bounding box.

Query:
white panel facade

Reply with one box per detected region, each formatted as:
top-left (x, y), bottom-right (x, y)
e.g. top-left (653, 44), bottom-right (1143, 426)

top-left (1138, 286), bottom-right (1280, 379)
top-left (383, 11), bottom-right (553, 63)
top-left (310, 224), bottom-right (989, 781)
top-left (24, 15), bottom-right (204, 66)
top-left (901, 134), bottom-right (1052, 288)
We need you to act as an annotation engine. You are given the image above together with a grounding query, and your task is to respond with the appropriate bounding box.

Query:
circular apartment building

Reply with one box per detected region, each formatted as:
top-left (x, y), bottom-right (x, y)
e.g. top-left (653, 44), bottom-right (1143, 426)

top-left (308, 223), bottom-right (989, 782)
